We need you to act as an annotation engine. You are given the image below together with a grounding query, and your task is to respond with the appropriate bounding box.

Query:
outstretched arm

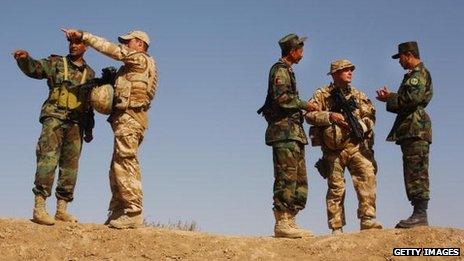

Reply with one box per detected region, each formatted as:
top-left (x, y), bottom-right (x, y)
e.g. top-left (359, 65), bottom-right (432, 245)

top-left (271, 67), bottom-right (318, 112)
top-left (13, 49), bottom-right (49, 79)
top-left (62, 28), bottom-right (145, 67)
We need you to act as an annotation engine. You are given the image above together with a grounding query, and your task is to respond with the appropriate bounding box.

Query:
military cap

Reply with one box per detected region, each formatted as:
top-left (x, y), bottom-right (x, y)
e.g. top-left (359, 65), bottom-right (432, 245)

top-left (327, 59), bottom-right (355, 75)
top-left (392, 41), bottom-right (419, 59)
top-left (118, 30), bottom-right (150, 46)
top-left (279, 33), bottom-right (307, 53)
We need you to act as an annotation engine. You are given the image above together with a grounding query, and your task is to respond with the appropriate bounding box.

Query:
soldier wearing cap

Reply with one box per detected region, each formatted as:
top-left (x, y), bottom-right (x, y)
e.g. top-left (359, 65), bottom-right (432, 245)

top-left (12, 38), bottom-right (95, 226)
top-left (306, 59), bottom-right (383, 235)
top-left (376, 41), bottom-right (433, 228)
top-left (62, 28), bottom-right (158, 229)
top-left (258, 33), bottom-right (318, 238)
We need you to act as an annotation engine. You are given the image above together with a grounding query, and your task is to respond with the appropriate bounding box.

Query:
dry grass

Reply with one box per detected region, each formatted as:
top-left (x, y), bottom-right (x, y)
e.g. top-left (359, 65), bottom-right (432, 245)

top-left (143, 218), bottom-right (199, 232)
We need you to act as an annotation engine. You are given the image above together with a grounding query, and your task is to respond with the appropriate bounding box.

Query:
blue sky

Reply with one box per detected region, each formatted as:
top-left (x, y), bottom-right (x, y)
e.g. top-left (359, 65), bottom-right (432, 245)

top-left (0, 1), bottom-right (463, 236)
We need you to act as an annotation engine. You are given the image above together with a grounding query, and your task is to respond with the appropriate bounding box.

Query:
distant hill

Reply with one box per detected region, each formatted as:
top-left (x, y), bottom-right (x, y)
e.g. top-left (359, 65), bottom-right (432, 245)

top-left (0, 218), bottom-right (462, 260)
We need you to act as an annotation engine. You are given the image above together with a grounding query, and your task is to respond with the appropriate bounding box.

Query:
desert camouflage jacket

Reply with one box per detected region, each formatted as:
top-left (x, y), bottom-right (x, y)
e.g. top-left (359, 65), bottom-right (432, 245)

top-left (264, 59), bottom-right (308, 146)
top-left (386, 63), bottom-right (433, 144)
top-left (306, 83), bottom-right (375, 149)
top-left (82, 32), bottom-right (158, 129)
top-left (16, 55), bottom-right (95, 131)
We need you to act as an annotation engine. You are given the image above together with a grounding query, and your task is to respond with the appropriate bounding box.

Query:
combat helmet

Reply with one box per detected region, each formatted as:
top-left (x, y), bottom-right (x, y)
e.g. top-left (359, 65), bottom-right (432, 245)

top-left (90, 84), bottom-right (114, 115)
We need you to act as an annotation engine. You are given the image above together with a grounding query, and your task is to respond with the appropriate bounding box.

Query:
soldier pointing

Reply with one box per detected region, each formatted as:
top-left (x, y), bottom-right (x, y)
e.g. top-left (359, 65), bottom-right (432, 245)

top-left (13, 38), bottom-right (95, 225)
top-left (62, 28), bottom-right (158, 229)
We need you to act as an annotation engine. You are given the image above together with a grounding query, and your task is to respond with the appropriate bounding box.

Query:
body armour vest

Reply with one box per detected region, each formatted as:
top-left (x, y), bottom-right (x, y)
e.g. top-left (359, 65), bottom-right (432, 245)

top-left (113, 52), bottom-right (157, 111)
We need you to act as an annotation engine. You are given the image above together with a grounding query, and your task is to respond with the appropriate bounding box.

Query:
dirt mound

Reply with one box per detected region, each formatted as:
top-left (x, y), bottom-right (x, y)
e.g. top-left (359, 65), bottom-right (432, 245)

top-left (0, 218), bottom-right (462, 260)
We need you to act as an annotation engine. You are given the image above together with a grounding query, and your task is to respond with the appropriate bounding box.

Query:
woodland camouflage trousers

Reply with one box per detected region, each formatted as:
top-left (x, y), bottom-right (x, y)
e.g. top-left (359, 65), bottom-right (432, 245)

top-left (33, 117), bottom-right (83, 202)
top-left (272, 141), bottom-right (308, 212)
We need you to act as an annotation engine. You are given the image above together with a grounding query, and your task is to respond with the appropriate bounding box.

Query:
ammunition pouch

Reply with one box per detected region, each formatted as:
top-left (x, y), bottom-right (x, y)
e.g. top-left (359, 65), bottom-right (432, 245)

top-left (48, 57), bottom-right (88, 112)
top-left (49, 82), bottom-right (83, 111)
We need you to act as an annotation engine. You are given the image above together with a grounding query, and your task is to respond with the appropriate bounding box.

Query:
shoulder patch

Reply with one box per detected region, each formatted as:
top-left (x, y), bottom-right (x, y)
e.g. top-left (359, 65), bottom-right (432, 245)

top-left (410, 77), bottom-right (419, 86)
top-left (273, 67), bottom-right (289, 84)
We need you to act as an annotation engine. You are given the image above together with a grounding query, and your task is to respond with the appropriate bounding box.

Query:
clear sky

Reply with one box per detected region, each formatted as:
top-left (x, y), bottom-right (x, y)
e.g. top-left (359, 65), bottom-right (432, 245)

top-left (0, 1), bottom-right (463, 236)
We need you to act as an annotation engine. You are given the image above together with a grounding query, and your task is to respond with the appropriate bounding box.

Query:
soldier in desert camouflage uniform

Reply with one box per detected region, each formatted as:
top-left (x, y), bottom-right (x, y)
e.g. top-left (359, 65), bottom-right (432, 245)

top-left (63, 28), bottom-right (158, 229)
top-left (258, 34), bottom-right (318, 238)
top-left (306, 59), bottom-right (383, 235)
top-left (13, 39), bottom-right (95, 225)
top-left (376, 41), bottom-right (433, 228)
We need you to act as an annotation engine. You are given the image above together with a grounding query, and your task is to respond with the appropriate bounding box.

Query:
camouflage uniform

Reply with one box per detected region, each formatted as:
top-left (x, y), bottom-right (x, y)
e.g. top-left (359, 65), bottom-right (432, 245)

top-left (306, 80), bottom-right (379, 230)
top-left (81, 31), bottom-right (158, 214)
top-left (386, 62), bottom-right (433, 202)
top-left (264, 59), bottom-right (309, 213)
top-left (16, 55), bottom-right (95, 201)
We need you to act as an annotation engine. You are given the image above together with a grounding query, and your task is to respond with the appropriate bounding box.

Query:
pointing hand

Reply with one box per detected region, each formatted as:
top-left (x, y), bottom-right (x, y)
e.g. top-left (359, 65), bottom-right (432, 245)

top-left (61, 28), bottom-right (83, 41)
top-left (12, 49), bottom-right (29, 60)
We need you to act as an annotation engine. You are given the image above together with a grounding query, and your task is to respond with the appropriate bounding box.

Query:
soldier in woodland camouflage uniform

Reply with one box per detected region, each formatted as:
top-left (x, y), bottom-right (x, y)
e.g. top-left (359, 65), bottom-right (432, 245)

top-left (258, 34), bottom-right (318, 238)
top-left (63, 28), bottom-right (158, 229)
top-left (13, 39), bottom-right (95, 225)
top-left (376, 41), bottom-right (432, 228)
top-left (306, 59), bottom-right (383, 235)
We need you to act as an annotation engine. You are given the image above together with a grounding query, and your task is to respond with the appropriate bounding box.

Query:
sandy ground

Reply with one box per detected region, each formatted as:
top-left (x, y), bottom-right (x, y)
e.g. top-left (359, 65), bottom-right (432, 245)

top-left (0, 218), bottom-right (463, 260)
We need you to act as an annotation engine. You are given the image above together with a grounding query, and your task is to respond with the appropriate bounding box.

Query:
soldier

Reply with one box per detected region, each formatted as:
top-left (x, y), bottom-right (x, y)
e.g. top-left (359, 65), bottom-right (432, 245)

top-left (306, 59), bottom-right (383, 235)
top-left (376, 42), bottom-right (432, 228)
top-left (13, 39), bottom-right (95, 225)
top-left (258, 33), bottom-right (318, 238)
top-left (62, 28), bottom-right (158, 229)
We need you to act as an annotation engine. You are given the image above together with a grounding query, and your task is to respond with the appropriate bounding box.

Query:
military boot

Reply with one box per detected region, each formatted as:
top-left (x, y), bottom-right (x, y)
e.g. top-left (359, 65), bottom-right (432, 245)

top-left (396, 199), bottom-right (428, 229)
top-left (288, 210), bottom-right (313, 237)
top-left (104, 208), bottom-right (124, 225)
top-left (360, 218), bottom-right (383, 230)
top-left (32, 195), bottom-right (55, 226)
top-left (273, 211), bottom-right (304, 238)
top-left (331, 228), bottom-right (343, 235)
top-left (55, 199), bottom-right (78, 222)
top-left (109, 211), bottom-right (143, 229)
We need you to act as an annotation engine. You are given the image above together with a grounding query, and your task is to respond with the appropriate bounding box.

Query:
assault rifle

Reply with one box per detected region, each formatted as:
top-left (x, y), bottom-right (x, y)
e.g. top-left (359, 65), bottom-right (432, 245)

top-left (71, 66), bottom-right (117, 90)
top-left (331, 87), bottom-right (364, 143)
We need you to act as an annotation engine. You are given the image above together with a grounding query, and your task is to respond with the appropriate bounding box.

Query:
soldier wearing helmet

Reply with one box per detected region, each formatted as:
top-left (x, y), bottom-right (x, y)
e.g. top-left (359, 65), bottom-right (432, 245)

top-left (62, 28), bottom-right (158, 229)
top-left (306, 59), bottom-right (383, 235)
